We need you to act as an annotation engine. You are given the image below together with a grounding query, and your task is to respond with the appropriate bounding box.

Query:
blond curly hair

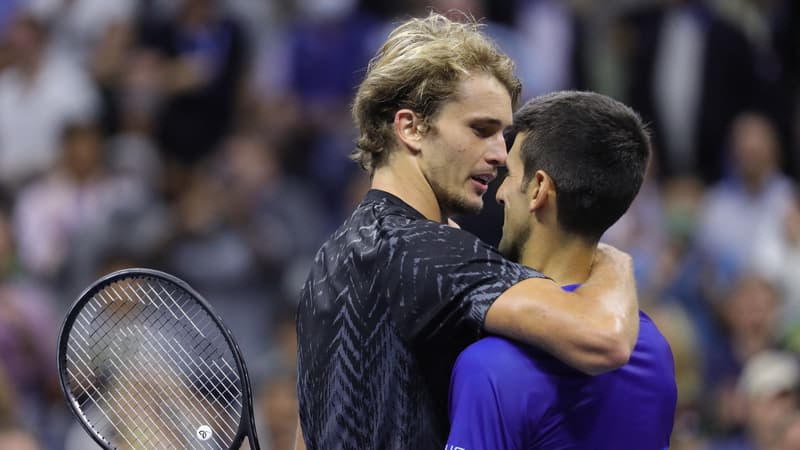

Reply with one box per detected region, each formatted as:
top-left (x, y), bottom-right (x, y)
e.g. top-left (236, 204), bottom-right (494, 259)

top-left (351, 12), bottom-right (521, 173)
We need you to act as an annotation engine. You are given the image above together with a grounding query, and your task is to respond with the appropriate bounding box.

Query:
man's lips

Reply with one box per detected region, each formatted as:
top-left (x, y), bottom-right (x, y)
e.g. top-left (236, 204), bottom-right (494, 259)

top-left (470, 173), bottom-right (495, 186)
top-left (470, 174), bottom-right (495, 194)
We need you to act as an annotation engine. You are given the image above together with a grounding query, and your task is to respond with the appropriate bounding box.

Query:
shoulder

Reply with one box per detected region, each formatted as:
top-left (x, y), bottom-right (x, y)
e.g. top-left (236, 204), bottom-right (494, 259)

top-left (362, 191), bottom-right (514, 257)
top-left (458, 336), bottom-right (529, 364)
top-left (454, 337), bottom-right (553, 386)
top-left (638, 312), bottom-right (673, 353)
top-left (633, 312), bottom-right (678, 381)
top-left (451, 337), bottom-right (557, 430)
top-left (346, 192), bottom-right (544, 293)
top-left (369, 202), bottom-right (509, 263)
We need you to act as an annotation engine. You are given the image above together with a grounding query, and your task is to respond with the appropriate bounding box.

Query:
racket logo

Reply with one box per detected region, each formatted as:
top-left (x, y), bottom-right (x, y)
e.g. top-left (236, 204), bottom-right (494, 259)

top-left (196, 425), bottom-right (213, 441)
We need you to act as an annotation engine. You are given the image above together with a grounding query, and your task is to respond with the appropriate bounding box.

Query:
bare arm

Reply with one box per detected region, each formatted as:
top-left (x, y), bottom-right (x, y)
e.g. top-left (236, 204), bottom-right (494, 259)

top-left (484, 243), bottom-right (638, 375)
top-left (294, 417), bottom-right (307, 450)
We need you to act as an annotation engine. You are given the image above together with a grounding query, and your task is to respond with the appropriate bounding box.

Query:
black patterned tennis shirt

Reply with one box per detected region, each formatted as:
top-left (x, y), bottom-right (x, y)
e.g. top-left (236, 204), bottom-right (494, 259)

top-left (296, 189), bottom-right (543, 449)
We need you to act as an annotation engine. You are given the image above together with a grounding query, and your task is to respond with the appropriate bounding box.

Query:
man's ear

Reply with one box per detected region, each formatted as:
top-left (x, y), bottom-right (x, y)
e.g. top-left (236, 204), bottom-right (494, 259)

top-left (394, 109), bottom-right (423, 154)
top-left (529, 170), bottom-right (554, 212)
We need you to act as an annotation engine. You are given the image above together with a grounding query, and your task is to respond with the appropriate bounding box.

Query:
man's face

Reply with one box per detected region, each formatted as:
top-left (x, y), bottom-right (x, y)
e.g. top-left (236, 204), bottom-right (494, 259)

top-left (8, 16), bottom-right (43, 62)
top-left (418, 74), bottom-right (512, 216)
top-left (64, 128), bottom-right (102, 180)
top-left (496, 133), bottom-right (532, 262)
top-left (732, 115), bottom-right (777, 186)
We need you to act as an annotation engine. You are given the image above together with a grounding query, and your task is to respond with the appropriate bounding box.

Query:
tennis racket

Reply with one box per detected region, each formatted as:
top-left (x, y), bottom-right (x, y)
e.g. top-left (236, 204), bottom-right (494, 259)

top-left (57, 268), bottom-right (261, 450)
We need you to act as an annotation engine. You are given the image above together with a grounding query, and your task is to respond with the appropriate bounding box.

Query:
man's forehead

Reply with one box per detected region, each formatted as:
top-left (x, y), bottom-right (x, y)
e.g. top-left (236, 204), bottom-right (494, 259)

top-left (448, 74), bottom-right (513, 123)
top-left (470, 116), bottom-right (508, 127)
top-left (505, 131), bottom-right (528, 169)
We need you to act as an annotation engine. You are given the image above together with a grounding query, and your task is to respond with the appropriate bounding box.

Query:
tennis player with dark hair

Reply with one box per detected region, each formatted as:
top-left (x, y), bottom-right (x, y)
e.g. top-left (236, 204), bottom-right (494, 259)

top-left (296, 14), bottom-right (640, 450)
top-left (447, 91), bottom-right (677, 449)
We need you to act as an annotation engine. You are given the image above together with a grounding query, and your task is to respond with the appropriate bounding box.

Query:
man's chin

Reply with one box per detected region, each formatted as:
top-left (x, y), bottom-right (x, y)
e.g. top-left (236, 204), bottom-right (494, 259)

top-left (444, 197), bottom-right (482, 217)
top-left (498, 239), bottom-right (521, 263)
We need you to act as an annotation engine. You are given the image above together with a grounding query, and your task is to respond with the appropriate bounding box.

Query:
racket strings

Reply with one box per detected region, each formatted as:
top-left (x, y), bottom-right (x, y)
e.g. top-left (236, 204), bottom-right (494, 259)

top-left (88, 281), bottom-right (237, 448)
top-left (64, 276), bottom-right (244, 449)
top-left (69, 309), bottom-right (202, 449)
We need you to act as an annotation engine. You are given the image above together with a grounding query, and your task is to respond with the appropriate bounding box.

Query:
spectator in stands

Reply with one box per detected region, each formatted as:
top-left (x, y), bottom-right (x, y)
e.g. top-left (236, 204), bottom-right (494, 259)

top-left (33, 0), bottom-right (137, 66)
top-left (703, 274), bottom-right (783, 438)
top-left (145, 0), bottom-right (248, 167)
top-left (696, 112), bottom-right (795, 281)
top-left (282, 0), bottom-right (382, 216)
top-left (217, 130), bottom-right (327, 294)
top-left (753, 190), bottom-right (800, 348)
top-left (0, 11), bottom-right (99, 192)
top-left (706, 350), bottom-right (800, 450)
top-left (13, 122), bottom-right (166, 295)
top-left (0, 201), bottom-right (60, 446)
top-left (618, 0), bottom-right (758, 183)
top-left (712, 0), bottom-right (798, 177)
top-left (161, 131), bottom-right (326, 383)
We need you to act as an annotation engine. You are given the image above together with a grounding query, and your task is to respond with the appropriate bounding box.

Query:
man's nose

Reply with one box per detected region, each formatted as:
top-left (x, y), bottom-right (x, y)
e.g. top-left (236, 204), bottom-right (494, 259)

top-left (496, 179), bottom-right (506, 205)
top-left (486, 133), bottom-right (507, 166)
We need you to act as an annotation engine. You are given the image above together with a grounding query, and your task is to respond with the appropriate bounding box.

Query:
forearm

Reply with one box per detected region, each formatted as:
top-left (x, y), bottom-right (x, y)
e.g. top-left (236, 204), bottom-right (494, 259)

top-left (484, 251), bottom-right (638, 375)
top-left (574, 244), bottom-right (639, 365)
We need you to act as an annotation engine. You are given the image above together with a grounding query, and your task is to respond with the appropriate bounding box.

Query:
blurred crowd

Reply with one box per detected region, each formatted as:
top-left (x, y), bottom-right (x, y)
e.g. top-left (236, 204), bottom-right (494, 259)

top-left (0, 0), bottom-right (797, 449)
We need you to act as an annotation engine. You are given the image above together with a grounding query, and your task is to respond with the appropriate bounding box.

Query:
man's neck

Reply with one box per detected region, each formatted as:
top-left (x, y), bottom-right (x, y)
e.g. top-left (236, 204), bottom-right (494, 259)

top-left (371, 156), bottom-right (445, 222)
top-left (519, 228), bottom-right (595, 286)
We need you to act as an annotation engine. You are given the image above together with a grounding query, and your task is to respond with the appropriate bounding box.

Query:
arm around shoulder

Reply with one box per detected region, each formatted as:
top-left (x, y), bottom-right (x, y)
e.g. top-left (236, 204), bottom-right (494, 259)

top-left (484, 244), bottom-right (638, 375)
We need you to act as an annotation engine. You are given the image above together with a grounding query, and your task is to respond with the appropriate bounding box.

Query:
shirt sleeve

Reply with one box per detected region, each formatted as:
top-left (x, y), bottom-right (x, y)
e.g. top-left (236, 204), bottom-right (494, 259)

top-left (446, 337), bottom-right (530, 450)
top-left (382, 218), bottom-right (544, 346)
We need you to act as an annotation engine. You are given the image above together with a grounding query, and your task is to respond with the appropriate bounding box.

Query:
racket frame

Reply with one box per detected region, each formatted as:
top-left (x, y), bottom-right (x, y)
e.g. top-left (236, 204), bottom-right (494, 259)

top-left (57, 268), bottom-right (261, 450)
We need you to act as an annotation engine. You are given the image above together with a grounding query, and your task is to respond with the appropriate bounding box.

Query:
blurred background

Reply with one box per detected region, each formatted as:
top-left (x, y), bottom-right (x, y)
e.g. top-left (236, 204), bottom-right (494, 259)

top-left (0, 0), bottom-right (797, 449)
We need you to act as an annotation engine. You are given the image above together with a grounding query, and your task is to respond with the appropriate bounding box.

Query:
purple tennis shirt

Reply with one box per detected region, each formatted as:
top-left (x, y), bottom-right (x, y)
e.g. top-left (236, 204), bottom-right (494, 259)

top-left (447, 284), bottom-right (676, 449)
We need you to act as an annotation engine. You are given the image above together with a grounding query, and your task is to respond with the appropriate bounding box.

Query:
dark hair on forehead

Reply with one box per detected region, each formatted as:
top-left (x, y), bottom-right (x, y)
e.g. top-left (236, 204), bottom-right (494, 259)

top-left (511, 91), bottom-right (651, 242)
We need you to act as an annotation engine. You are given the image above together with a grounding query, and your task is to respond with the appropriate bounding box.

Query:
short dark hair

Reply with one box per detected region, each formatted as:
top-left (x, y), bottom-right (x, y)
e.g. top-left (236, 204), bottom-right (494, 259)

top-left (510, 91), bottom-right (651, 242)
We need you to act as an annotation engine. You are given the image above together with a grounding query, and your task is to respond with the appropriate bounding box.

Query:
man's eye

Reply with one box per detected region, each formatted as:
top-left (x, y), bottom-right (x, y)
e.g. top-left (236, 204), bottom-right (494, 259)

top-left (472, 125), bottom-right (494, 137)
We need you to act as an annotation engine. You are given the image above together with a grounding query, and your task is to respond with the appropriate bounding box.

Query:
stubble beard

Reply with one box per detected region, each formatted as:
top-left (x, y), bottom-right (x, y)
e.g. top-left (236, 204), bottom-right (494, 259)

top-left (498, 222), bottom-right (530, 263)
top-left (432, 179), bottom-right (482, 218)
